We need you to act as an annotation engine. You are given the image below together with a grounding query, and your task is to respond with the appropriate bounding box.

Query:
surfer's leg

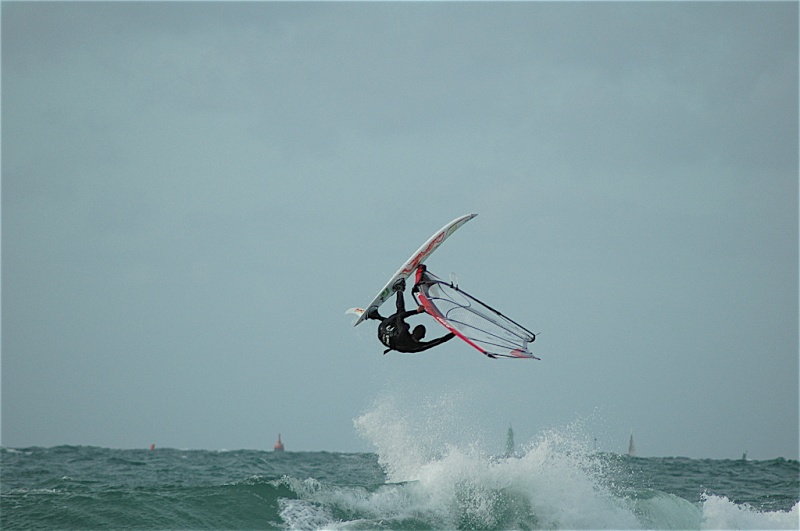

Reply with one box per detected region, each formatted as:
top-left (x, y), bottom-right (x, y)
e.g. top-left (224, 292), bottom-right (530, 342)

top-left (395, 290), bottom-right (406, 313)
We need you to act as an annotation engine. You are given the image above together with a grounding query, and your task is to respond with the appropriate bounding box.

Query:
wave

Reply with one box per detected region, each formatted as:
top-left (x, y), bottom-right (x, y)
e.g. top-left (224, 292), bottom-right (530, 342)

top-left (3, 403), bottom-right (797, 530)
top-left (303, 391), bottom-right (799, 531)
top-left (273, 451), bottom-right (799, 530)
top-left (7, 464), bottom-right (794, 530)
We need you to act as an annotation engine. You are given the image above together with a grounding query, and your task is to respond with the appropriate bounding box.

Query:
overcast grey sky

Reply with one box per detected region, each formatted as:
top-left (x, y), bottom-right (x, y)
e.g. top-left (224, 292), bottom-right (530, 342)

top-left (2, 2), bottom-right (797, 459)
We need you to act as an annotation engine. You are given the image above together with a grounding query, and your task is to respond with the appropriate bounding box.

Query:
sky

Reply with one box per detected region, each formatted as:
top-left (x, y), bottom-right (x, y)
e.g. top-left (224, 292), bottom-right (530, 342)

top-left (2, 2), bottom-right (797, 460)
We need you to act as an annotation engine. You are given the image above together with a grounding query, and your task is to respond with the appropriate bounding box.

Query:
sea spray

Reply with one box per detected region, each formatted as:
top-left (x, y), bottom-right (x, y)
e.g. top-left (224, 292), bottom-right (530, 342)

top-left (353, 392), bottom-right (643, 528)
top-left (700, 494), bottom-right (799, 530)
top-left (349, 391), bottom-right (799, 529)
top-left (353, 390), bottom-right (490, 483)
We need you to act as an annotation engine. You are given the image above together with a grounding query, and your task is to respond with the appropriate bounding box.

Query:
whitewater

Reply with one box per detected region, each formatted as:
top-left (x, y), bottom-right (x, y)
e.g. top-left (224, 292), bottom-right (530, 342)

top-left (2, 394), bottom-right (798, 530)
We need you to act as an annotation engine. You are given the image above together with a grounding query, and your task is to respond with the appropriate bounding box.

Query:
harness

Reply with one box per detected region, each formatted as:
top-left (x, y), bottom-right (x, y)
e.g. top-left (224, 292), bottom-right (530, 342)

top-left (378, 318), bottom-right (409, 354)
top-left (379, 322), bottom-right (398, 348)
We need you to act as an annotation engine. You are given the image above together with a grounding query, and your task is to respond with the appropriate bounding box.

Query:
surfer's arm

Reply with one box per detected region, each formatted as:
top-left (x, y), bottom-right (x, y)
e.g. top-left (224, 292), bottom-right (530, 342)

top-left (406, 333), bottom-right (455, 353)
top-left (433, 332), bottom-right (455, 343)
top-left (398, 306), bottom-right (425, 320)
top-left (423, 332), bottom-right (455, 348)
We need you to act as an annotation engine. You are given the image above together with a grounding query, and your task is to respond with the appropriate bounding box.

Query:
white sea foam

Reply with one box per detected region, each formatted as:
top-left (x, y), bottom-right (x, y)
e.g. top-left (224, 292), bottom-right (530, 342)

top-left (345, 390), bottom-right (799, 530)
top-left (352, 391), bottom-right (642, 528)
top-left (701, 494), bottom-right (799, 530)
top-left (278, 492), bottom-right (337, 531)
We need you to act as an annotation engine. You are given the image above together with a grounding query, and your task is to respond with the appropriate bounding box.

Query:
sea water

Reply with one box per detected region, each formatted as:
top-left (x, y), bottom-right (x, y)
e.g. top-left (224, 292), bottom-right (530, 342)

top-left (2, 399), bottom-right (798, 529)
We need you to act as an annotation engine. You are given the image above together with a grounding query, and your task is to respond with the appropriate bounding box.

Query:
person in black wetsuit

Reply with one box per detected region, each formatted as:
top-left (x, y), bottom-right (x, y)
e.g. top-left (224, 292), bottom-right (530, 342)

top-left (366, 275), bottom-right (455, 355)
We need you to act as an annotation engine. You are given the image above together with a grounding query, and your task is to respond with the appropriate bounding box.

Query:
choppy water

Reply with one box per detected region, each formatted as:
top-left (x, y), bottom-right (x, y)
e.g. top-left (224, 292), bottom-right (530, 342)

top-left (2, 402), bottom-right (798, 530)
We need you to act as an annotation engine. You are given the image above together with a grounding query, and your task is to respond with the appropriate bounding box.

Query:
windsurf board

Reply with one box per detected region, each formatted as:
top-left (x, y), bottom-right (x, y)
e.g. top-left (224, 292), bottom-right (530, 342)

top-left (350, 213), bottom-right (477, 326)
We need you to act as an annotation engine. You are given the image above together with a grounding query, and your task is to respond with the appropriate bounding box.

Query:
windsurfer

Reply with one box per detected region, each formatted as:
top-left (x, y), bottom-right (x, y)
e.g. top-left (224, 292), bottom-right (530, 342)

top-left (366, 271), bottom-right (454, 355)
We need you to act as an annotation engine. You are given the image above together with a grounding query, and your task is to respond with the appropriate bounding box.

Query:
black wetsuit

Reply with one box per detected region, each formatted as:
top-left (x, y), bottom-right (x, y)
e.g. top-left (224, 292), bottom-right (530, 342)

top-left (367, 289), bottom-right (455, 354)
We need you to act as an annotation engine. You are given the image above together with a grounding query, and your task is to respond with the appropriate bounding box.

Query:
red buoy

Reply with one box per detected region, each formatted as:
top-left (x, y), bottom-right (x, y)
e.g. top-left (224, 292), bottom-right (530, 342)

top-left (274, 433), bottom-right (284, 452)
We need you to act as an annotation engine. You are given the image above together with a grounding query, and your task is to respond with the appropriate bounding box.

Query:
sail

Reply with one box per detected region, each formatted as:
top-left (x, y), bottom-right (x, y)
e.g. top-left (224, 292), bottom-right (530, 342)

top-left (414, 268), bottom-right (539, 359)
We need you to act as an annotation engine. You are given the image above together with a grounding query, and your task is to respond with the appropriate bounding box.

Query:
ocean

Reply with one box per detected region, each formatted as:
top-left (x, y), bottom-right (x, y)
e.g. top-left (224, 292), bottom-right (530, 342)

top-left (2, 429), bottom-right (798, 530)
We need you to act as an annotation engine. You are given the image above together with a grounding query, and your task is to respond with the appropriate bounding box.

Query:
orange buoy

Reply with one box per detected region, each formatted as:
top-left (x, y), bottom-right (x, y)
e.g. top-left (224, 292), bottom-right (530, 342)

top-left (274, 434), bottom-right (285, 452)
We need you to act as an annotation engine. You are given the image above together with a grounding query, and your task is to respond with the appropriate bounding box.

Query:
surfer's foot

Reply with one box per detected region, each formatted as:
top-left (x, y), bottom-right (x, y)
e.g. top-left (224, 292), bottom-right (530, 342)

top-left (367, 309), bottom-right (381, 320)
top-left (392, 278), bottom-right (406, 292)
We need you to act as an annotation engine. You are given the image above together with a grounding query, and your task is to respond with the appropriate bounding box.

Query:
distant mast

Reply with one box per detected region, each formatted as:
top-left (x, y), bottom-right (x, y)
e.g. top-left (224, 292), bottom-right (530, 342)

top-left (628, 433), bottom-right (636, 457)
top-left (505, 426), bottom-right (515, 457)
top-left (274, 433), bottom-right (285, 452)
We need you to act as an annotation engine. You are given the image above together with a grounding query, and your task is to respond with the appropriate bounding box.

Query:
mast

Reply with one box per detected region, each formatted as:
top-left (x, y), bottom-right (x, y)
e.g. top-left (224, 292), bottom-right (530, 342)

top-left (627, 433), bottom-right (636, 457)
top-left (505, 426), bottom-right (515, 457)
